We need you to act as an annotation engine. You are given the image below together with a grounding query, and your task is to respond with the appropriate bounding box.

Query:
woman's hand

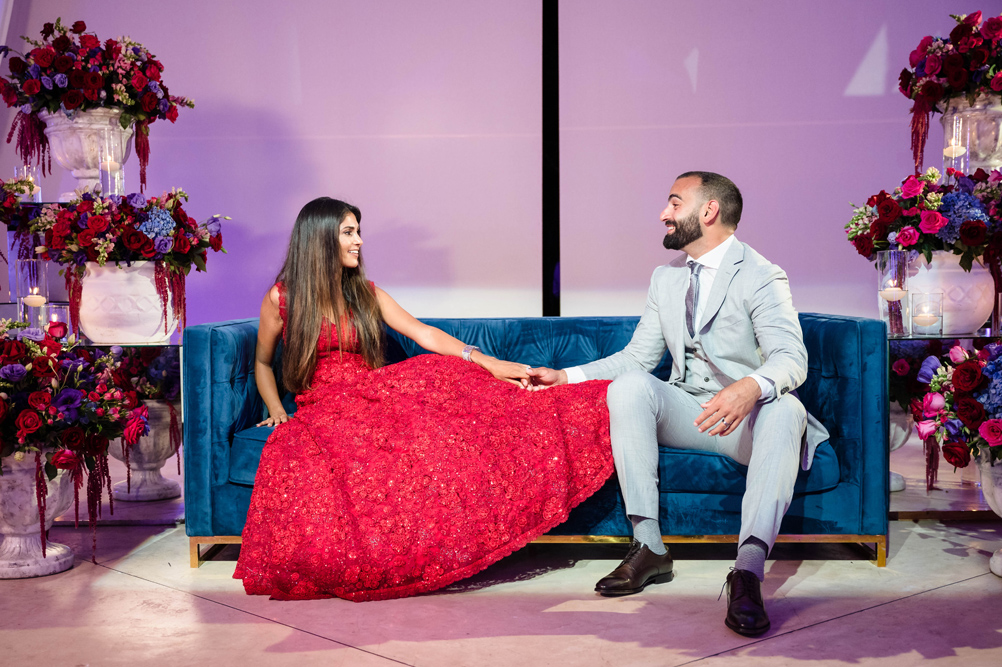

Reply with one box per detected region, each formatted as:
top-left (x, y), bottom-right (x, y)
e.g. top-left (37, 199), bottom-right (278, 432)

top-left (257, 413), bottom-right (290, 427)
top-left (476, 355), bottom-right (532, 387)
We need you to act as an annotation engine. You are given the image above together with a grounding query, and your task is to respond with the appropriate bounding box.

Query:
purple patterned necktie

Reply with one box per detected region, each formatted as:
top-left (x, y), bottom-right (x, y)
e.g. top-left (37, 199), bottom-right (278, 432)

top-left (685, 260), bottom-right (702, 338)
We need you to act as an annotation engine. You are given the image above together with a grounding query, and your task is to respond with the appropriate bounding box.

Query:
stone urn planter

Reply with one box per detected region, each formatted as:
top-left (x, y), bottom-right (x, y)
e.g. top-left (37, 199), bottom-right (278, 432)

top-left (78, 261), bottom-right (177, 344)
top-left (975, 450), bottom-right (1002, 577)
top-left (888, 404), bottom-right (913, 492)
top-left (908, 251), bottom-right (994, 335)
top-left (0, 454), bottom-right (75, 579)
top-left (109, 399), bottom-right (181, 501)
top-left (38, 108), bottom-right (134, 202)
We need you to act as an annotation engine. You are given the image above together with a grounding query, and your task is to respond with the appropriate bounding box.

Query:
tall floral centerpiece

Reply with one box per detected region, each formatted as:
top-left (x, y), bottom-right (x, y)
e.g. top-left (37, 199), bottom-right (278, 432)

top-left (846, 167), bottom-right (1002, 334)
top-left (0, 18), bottom-right (193, 192)
top-left (899, 11), bottom-right (1002, 173)
top-left (0, 319), bottom-right (146, 577)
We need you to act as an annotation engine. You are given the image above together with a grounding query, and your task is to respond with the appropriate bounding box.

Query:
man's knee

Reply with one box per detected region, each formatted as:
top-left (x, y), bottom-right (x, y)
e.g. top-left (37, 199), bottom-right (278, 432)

top-left (607, 369), bottom-right (657, 413)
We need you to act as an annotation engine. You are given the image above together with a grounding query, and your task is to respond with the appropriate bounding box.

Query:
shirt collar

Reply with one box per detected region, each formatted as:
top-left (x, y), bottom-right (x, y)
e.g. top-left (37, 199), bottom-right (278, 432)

top-left (687, 234), bottom-right (736, 270)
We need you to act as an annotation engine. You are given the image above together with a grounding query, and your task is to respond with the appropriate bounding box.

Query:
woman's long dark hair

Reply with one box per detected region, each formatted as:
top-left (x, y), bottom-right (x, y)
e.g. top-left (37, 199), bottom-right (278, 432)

top-left (277, 197), bottom-right (384, 392)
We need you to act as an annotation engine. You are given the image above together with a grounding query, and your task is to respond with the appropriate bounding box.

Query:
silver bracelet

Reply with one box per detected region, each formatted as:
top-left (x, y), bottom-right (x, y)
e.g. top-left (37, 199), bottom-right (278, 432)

top-left (461, 344), bottom-right (480, 362)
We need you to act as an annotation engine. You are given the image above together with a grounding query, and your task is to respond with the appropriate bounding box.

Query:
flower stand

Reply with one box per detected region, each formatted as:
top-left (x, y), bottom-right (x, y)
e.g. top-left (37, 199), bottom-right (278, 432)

top-left (0, 454), bottom-right (75, 579)
top-left (78, 261), bottom-right (177, 344)
top-left (908, 251), bottom-right (994, 335)
top-left (975, 450), bottom-right (1002, 577)
top-left (38, 108), bottom-right (133, 202)
top-left (109, 399), bottom-right (181, 501)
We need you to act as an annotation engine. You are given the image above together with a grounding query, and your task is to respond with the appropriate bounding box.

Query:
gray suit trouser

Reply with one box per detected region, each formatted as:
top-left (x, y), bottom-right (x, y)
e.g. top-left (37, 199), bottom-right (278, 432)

top-left (606, 369), bottom-right (807, 552)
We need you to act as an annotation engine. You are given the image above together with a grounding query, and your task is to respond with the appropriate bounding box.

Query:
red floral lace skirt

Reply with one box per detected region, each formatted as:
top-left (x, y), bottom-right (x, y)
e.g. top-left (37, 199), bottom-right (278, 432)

top-left (233, 354), bottom-right (612, 601)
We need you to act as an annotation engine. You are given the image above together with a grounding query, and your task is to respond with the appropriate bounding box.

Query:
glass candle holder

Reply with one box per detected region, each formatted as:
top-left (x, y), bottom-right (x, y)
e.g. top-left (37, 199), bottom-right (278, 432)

top-left (14, 164), bottom-right (42, 203)
top-left (911, 292), bottom-right (944, 336)
top-left (43, 303), bottom-right (71, 340)
top-left (15, 259), bottom-right (48, 327)
top-left (98, 127), bottom-right (126, 197)
top-left (876, 250), bottom-right (910, 337)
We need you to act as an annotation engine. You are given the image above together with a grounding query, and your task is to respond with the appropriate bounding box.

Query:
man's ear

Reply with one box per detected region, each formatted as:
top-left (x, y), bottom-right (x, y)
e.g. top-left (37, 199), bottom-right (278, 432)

top-left (703, 199), bottom-right (720, 225)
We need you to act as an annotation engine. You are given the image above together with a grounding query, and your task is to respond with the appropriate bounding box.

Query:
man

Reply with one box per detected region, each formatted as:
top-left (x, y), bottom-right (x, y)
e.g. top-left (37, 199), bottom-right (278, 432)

top-left (527, 171), bottom-right (828, 636)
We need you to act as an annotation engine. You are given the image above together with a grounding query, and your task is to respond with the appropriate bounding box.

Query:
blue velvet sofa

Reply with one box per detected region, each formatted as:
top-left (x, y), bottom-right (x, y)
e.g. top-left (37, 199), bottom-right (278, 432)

top-left (183, 313), bottom-right (889, 567)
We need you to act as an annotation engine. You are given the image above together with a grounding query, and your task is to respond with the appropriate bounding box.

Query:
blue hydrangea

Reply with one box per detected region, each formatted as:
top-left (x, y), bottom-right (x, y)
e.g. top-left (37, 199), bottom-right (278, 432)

top-left (138, 207), bottom-right (176, 239)
top-left (936, 192), bottom-right (991, 244)
top-left (975, 353), bottom-right (1002, 419)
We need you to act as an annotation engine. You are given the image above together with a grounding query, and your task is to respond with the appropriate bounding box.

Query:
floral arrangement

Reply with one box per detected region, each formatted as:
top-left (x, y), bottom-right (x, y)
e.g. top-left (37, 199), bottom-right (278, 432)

top-left (0, 319), bottom-right (147, 558)
top-left (913, 343), bottom-right (1002, 489)
top-left (845, 167), bottom-right (1002, 272)
top-left (889, 339), bottom-right (943, 412)
top-left (0, 181), bottom-right (227, 335)
top-left (0, 18), bottom-right (194, 190)
top-left (898, 10), bottom-right (1002, 171)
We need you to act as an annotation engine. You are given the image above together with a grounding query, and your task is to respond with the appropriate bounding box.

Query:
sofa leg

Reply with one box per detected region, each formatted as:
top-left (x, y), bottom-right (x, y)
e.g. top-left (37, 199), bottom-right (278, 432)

top-left (875, 535), bottom-right (887, 567)
top-left (189, 536), bottom-right (243, 568)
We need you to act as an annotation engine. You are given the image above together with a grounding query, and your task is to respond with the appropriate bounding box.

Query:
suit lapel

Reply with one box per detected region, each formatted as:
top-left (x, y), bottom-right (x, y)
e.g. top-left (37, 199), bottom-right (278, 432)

top-left (699, 238), bottom-right (745, 331)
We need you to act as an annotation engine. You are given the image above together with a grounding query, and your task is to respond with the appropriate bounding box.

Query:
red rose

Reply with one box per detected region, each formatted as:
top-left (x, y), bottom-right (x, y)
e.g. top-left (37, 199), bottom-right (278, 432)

top-left (87, 214), bottom-right (109, 232)
top-left (52, 35), bottom-right (72, 53)
top-left (209, 234), bottom-right (223, 252)
top-left (0, 400), bottom-right (7, 422)
top-left (124, 416), bottom-right (148, 445)
top-left (124, 391), bottom-right (139, 409)
top-left (85, 434), bottom-right (109, 457)
top-left (7, 57), bottom-right (26, 75)
top-left (50, 450), bottom-right (79, 470)
top-left (942, 441), bottom-right (972, 469)
top-left (898, 68), bottom-right (913, 96)
top-left (969, 48), bottom-right (990, 70)
top-left (166, 104), bottom-right (178, 123)
top-left (131, 71), bottom-right (148, 91)
top-left (140, 91), bottom-right (158, 113)
top-left (75, 200), bottom-right (93, 214)
top-left (61, 90), bottom-right (84, 110)
top-left (983, 17), bottom-right (1002, 40)
top-left (942, 53), bottom-right (965, 75)
top-left (956, 395), bottom-right (987, 429)
top-left (959, 220), bottom-right (987, 246)
top-left (946, 67), bottom-right (968, 91)
top-left (963, 11), bottom-right (983, 26)
top-left (104, 39), bottom-right (121, 59)
top-left (2, 85), bottom-right (17, 106)
top-left (28, 391), bottom-right (51, 411)
top-left (869, 220), bottom-right (889, 242)
top-left (145, 63), bottom-right (162, 81)
top-left (71, 20), bottom-right (87, 34)
top-left (53, 55), bottom-right (73, 73)
top-left (971, 168), bottom-right (991, 183)
top-left (37, 338), bottom-right (61, 357)
top-left (15, 410), bottom-right (43, 438)
top-left (22, 79), bottom-right (41, 95)
top-left (83, 71), bottom-right (104, 90)
top-left (122, 227), bottom-right (148, 251)
top-left (139, 237), bottom-right (156, 258)
top-left (83, 88), bottom-right (99, 102)
top-left (876, 198), bottom-right (901, 224)
top-left (48, 321), bottom-right (68, 340)
top-left (173, 234), bottom-right (191, 253)
top-left (0, 340), bottom-right (28, 364)
top-left (31, 355), bottom-right (56, 378)
top-left (31, 48), bottom-right (56, 68)
top-left (957, 34), bottom-right (983, 53)
top-left (852, 233), bottom-right (874, 258)
top-left (68, 70), bottom-right (86, 89)
top-left (951, 21), bottom-right (975, 45)
top-left (952, 359), bottom-right (984, 392)
top-left (923, 54), bottom-right (942, 76)
top-left (79, 34), bottom-right (100, 50)
top-left (77, 228), bottom-right (96, 247)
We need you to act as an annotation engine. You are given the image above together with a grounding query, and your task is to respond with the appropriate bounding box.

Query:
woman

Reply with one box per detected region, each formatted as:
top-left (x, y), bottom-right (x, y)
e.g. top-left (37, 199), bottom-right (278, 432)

top-left (234, 197), bottom-right (613, 601)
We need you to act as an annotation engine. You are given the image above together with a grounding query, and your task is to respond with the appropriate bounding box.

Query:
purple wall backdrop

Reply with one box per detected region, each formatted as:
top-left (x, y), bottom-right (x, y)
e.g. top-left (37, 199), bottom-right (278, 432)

top-left (1, 0), bottom-right (972, 322)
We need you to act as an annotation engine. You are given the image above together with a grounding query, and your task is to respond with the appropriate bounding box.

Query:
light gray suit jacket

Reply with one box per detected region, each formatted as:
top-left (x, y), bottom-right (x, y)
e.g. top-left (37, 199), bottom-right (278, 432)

top-left (577, 238), bottom-right (829, 470)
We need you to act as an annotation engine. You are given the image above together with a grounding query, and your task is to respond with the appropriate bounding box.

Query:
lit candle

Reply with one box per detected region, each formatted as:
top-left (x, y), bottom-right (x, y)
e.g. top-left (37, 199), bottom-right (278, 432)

top-left (913, 313), bottom-right (940, 327)
top-left (943, 144), bottom-right (967, 159)
top-left (879, 287), bottom-right (907, 302)
top-left (23, 294), bottom-right (47, 308)
top-left (100, 159), bottom-right (121, 173)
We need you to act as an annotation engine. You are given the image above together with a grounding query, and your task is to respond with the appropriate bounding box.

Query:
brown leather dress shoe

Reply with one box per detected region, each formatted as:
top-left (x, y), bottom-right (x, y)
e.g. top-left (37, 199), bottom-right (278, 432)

top-left (595, 539), bottom-right (674, 596)
top-left (724, 568), bottom-right (770, 636)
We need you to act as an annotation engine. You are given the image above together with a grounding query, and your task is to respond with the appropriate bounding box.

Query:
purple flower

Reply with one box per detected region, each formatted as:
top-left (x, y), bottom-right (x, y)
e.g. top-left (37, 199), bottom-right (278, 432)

top-left (109, 346), bottom-right (124, 357)
top-left (17, 327), bottom-right (45, 342)
top-left (28, 64), bottom-right (40, 78)
top-left (53, 73), bottom-right (68, 88)
top-left (127, 193), bottom-right (146, 208)
top-left (205, 216), bottom-right (222, 235)
top-left (53, 387), bottom-right (83, 422)
top-left (957, 177), bottom-right (975, 194)
top-left (0, 364), bottom-right (27, 382)
top-left (40, 76), bottom-right (53, 90)
top-left (157, 99), bottom-right (169, 113)
top-left (0, 46), bottom-right (9, 58)
top-left (20, 103), bottom-right (31, 114)
top-left (917, 355), bottom-right (942, 384)
top-left (944, 419), bottom-right (964, 438)
top-left (153, 237), bottom-right (173, 254)
top-left (148, 81), bottom-right (161, 95)
top-left (107, 194), bottom-right (123, 205)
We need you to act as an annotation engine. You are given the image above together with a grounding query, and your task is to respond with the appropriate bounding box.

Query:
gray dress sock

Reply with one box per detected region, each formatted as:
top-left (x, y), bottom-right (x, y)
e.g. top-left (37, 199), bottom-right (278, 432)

top-left (631, 515), bottom-right (666, 555)
top-left (735, 536), bottom-right (768, 581)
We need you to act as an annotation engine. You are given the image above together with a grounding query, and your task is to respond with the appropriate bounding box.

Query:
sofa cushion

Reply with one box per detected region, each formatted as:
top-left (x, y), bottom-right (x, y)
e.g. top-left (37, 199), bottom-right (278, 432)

top-left (229, 424), bottom-right (838, 496)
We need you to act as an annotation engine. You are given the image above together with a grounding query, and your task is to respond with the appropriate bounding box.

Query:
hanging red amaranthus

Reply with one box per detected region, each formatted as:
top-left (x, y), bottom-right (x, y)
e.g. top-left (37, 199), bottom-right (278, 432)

top-left (135, 120), bottom-right (151, 193)
top-left (5, 112), bottom-right (51, 176)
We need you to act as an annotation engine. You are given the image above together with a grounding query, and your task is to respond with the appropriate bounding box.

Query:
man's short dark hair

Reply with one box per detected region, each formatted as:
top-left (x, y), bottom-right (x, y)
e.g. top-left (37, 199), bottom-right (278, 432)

top-left (677, 171), bottom-right (743, 228)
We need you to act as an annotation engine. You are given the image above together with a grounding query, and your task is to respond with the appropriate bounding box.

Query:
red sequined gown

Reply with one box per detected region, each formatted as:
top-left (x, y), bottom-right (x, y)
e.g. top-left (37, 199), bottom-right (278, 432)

top-left (233, 289), bottom-right (613, 601)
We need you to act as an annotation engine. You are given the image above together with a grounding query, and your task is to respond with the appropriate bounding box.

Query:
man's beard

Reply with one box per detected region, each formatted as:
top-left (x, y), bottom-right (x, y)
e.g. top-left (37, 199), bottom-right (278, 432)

top-left (662, 209), bottom-right (703, 250)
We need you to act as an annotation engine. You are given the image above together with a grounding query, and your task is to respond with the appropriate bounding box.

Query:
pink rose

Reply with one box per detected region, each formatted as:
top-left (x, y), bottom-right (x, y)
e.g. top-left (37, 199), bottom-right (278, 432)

top-left (983, 17), bottom-right (1002, 41)
top-left (896, 226), bottom-right (919, 247)
top-left (900, 175), bottom-right (925, 199)
top-left (923, 54), bottom-right (942, 76)
top-left (922, 392), bottom-right (946, 418)
top-left (991, 72), bottom-right (1002, 93)
top-left (919, 210), bottom-right (947, 234)
top-left (903, 207), bottom-right (920, 216)
top-left (948, 345), bottom-right (968, 364)
top-left (892, 358), bottom-right (911, 376)
top-left (978, 419), bottom-right (1002, 447)
top-left (916, 419), bottom-right (939, 440)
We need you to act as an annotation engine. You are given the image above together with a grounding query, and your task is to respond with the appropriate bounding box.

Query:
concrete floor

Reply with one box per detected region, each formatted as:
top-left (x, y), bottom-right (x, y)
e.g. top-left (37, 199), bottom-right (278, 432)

top-left (1, 439), bottom-right (1000, 666)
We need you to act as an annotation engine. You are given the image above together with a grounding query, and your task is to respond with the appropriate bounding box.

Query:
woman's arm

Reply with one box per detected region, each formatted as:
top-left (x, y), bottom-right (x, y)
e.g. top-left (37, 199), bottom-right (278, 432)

top-left (255, 285), bottom-right (291, 426)
top-left (375, 286), bottom-right (530, 387)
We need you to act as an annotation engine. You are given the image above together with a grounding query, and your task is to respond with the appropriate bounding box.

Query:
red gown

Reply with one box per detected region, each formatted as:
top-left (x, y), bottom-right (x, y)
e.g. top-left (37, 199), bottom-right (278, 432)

top-left (234, 288), bottom-right (613, 601)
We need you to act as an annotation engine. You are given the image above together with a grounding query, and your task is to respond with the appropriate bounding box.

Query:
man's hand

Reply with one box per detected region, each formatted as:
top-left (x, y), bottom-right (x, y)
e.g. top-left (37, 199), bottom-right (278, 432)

top-left (526, 366), bottom-right (567, 391)
top-left (695, 376), bottom-right (760, 436)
